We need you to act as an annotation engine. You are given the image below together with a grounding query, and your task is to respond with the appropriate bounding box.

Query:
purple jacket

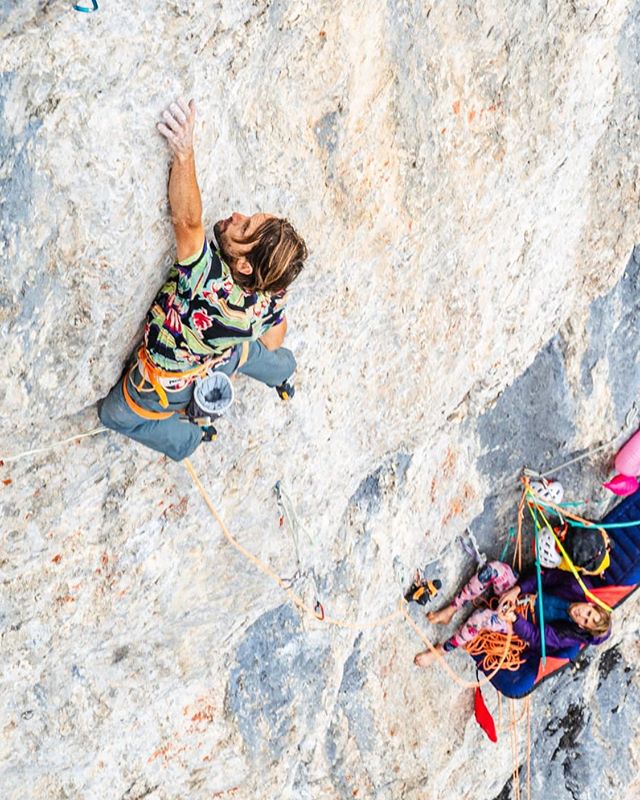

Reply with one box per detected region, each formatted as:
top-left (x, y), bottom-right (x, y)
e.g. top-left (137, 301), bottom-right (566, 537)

top-left (511, 569), bottom-right (610, 653)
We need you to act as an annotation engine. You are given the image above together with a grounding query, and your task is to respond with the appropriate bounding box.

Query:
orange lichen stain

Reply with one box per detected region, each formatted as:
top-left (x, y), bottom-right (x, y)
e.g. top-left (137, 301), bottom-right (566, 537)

top-left (163, 495), bottom-right (190, 520)
top-left (440, 482), bottom-right (477, 526)
top-left (442, 448), bottom-right (457, 478)
top-left (440, 127), bottom-right (447, 134)
top-left (51, 554), bottom-right (62, 564)
top-left (211, 789), bottom-right (240, 798)
top-left (467, 110), bottom-right (476, 123)
top-left (319, 30), bottom-right (326, 37)
top-left (100, 553), bottom-right (109, 568)
top-left (2, 479), bottom-right (12, 486)
top-left (429, 477), bottom-right (438, 503)
top-left (352, 790), bottom-right (360, 797)
top-left (148, 742), bottom-right (173, 763)
top-left (57, 594), bottom-right (75, 604)
top-left (452, 100), bottom-right (461, 114)
top-left (191, 705), bottom-right (215, 724)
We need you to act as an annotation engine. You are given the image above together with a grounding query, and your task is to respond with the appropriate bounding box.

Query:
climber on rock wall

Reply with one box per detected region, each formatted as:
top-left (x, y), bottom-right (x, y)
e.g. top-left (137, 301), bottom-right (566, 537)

top-left (99, 98), bottom-right (308, 461)
top-left (413, 561), bottom-right (612, 668)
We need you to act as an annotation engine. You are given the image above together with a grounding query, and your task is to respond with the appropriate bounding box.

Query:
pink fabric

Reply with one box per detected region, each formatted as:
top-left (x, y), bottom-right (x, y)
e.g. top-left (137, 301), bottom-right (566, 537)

top-left (445, 561), bottom-right (518, 650)
top-left (446, 607), bottom-right (510, 649)
top-left (452, 560), bottom-right (518, 609)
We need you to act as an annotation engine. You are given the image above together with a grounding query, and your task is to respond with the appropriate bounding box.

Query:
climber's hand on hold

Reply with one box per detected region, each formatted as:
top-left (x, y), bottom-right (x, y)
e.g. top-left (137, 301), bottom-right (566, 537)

top-left (157, 98), bottom-right (196, 162)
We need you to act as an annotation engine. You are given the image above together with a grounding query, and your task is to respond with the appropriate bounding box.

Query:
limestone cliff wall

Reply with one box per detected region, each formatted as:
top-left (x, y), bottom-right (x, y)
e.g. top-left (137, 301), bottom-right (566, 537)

top-left (1, 2), bottom-right (639, 799)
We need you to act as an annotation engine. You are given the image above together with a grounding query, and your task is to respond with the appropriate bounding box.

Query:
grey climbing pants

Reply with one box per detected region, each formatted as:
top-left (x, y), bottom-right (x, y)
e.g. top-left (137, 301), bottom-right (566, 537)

top-left (98, 341), bottom-right (296, 461)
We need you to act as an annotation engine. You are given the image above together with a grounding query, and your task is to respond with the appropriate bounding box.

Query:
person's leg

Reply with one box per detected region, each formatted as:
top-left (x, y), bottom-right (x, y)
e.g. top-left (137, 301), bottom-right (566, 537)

top-left (99, 368), bottom-right (203, 461)
top-left (428, 561), bottom-right (518, 625)
top-left (443, 608), bottom-right (508, 650)
top-left (415, 607), bottom-right (509, 668)
top-left (236, 340), bottom-right (296, 388)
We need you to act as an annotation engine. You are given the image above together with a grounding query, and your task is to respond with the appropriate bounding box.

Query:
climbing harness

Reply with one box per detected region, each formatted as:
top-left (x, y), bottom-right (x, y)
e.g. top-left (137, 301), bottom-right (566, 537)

top-left (122, 344), bottom-right (241, 424)
top-left (122, 367), bottom-right (174, 420)
top-left (134, 346), bottom-right (214, 409)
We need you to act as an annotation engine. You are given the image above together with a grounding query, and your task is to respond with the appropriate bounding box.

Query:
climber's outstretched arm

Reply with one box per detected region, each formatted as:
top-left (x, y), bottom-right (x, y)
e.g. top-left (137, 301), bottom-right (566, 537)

top-left (157, 98), bottom-right (205, 262)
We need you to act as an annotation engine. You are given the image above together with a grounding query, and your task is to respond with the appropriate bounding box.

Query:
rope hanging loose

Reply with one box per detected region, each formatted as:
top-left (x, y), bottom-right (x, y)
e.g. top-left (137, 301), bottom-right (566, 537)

top-left (183, 458), bottom-right (515, 690)
top-left (0, 426), bottom-right (108, 464)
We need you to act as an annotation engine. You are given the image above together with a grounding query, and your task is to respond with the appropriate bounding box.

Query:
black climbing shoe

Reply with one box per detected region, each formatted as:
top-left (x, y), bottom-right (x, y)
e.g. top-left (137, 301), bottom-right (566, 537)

top-left (405, 578), bottom-right (442, 605)
top-left (201, 425), bottom-right (218, 442)
top-left (276, 380), bottom-right (295, 401)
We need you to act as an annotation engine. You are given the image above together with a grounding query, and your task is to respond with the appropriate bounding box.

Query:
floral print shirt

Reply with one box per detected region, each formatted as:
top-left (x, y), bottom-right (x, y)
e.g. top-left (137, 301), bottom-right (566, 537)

top-left (144, 239), bottom-right (286, 371)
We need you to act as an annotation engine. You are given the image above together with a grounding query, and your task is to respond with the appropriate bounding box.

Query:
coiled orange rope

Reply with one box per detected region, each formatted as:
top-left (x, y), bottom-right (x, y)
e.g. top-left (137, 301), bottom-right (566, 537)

top-left (465, 630), bottom-right (528, 672)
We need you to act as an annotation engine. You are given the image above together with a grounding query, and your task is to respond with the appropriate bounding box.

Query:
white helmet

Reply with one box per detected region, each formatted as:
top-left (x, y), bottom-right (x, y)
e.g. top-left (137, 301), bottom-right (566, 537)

top-left (529, 479), bottom-right (564, 506)
top-left (537, 527), bottom-right (562, 568)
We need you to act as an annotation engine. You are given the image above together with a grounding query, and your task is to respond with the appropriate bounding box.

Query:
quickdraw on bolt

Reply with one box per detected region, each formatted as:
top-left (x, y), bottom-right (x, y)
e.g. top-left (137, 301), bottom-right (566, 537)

top-left (314, 601), bottom-right (325, 621)
top-left (73, 1), bottom-right (99, 11)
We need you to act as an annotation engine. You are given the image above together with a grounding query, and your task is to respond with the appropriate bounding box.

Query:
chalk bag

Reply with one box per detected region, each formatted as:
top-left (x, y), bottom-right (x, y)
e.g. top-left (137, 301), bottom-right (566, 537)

top-left (184, 372), bottom-right (235, 425)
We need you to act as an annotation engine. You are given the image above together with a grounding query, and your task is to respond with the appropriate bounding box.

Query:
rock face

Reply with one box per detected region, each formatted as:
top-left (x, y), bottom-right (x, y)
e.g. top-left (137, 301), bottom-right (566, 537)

top-left (1, 3), bottom-right (639, 799)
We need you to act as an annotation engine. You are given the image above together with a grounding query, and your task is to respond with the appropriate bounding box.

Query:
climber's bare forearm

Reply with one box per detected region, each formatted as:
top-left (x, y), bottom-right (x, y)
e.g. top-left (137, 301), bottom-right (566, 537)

top-left (157, 98), bottom-right (205, 261)
top-left (168, 152), bottom-right (204, 258)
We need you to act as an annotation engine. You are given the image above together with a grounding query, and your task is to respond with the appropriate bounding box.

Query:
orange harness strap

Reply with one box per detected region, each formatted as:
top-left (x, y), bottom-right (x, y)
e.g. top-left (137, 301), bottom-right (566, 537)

top-left (137, 347), bottom-right (210, 408)
top-left (122, 368), bottom-right (175, 421)
top-left (131, 343), bottom-right (242, 412)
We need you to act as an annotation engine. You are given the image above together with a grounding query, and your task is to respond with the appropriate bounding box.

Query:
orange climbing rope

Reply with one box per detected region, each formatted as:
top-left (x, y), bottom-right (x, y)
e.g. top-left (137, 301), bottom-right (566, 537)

top-left (514, 486), bottom-right (527, 572)
top-left (465, 630), bottom-right (528, 672)
top-left (183, 458), bottom-right (516, 690)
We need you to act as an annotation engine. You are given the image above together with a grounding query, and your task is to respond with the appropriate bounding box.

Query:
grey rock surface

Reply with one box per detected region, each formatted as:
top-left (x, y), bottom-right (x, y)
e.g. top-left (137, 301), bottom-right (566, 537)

top-left (1, 2), bottom-right (639, 799)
